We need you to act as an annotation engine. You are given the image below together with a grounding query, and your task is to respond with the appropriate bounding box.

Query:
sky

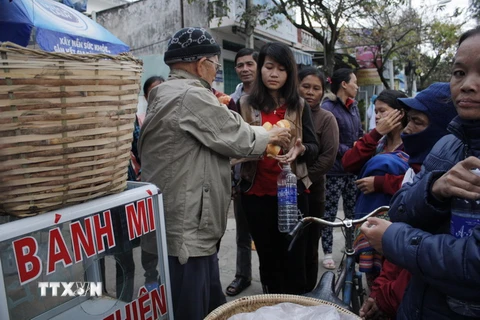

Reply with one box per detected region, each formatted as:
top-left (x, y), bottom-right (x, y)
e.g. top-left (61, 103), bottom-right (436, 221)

top-left (414, 0), bottom-right (477, 30)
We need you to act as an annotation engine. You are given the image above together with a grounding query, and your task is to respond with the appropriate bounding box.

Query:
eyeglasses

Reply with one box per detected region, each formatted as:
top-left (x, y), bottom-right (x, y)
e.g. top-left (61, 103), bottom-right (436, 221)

top-left (205, 58), bottom-right (222, 72)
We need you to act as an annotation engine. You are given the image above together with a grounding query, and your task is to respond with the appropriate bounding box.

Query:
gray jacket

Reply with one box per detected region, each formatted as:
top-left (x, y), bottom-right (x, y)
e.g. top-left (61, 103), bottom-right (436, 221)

top-left (138, 69), bottom-right (269, 264)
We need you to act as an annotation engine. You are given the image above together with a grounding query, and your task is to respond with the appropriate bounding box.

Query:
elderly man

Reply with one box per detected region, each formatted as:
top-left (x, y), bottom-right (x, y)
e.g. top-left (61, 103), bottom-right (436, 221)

top-left (138, 27), bottom-right (290, 320)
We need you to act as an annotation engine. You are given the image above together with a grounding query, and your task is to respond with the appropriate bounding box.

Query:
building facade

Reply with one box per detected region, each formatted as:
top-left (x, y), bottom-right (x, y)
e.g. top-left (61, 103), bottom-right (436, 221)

top-left (93, 0), bottom-right (318, 110)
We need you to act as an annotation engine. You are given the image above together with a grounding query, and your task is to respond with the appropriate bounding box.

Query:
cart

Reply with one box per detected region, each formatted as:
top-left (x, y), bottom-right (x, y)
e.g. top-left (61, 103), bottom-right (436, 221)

top-left (0, 182), bottom-right (173, 320)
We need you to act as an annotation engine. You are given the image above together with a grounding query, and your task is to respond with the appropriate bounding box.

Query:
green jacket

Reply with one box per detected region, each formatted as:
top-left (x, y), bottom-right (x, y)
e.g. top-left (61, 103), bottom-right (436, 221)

top-left (138, 69), bottom-right (269, 264)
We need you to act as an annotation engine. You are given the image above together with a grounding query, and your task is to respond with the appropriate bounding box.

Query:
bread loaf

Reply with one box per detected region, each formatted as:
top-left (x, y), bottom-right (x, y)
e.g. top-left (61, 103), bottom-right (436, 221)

top-left (263, 120), bottom-right (291, 157)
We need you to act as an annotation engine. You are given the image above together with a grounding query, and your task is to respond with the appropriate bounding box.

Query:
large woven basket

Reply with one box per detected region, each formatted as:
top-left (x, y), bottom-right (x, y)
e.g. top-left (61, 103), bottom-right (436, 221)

top-left (0, 42), bottom-right (143, 217)
top-left (204, 294), bottom-right (361, 319)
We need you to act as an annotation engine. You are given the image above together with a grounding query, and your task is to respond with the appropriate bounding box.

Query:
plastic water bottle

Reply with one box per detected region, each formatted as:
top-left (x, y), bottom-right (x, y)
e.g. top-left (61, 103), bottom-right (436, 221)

top-left (450, 168), bottom-right (480, 238)
top-left (277, 163), bottom-right (298, 233)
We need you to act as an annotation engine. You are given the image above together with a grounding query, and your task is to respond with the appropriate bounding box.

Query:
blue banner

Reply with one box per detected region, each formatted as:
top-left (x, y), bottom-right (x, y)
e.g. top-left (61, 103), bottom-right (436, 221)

top-left (0, 0), bottom-right (129, 54)
top-left (37, 28), bottom-right (129, 54)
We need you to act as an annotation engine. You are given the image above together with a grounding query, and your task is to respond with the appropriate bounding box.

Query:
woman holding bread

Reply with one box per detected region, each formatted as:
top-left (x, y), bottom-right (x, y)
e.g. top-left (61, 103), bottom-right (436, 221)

top-left (237, 42), bottom-right (319, 294)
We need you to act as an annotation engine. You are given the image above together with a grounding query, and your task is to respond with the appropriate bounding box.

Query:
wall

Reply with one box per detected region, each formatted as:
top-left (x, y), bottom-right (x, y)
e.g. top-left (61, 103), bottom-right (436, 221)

top-left (209, 30), bottom-right (247, 93)
top-left (95, 0), bottom-right (208, 57)
top-left (95, 0), bottom-right (210, 112)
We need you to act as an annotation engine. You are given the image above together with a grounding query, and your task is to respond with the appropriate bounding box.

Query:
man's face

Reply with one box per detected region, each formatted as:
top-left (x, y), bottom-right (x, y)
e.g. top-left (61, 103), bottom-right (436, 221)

top-left (200, 55), bottom-right (220, 85)
top-left (403, 109), bottom-right (429, 135)
top-left (235, 55), bottom-right (257, 84)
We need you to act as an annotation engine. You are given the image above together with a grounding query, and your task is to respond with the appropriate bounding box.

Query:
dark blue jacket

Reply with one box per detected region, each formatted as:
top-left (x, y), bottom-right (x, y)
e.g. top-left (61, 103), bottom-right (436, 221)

top-left (387, 117), bottom-right (480, 319)
top-left (354, 151), bottom-right (409, 219)
top-left (321, 96), bottom-right (363, 175)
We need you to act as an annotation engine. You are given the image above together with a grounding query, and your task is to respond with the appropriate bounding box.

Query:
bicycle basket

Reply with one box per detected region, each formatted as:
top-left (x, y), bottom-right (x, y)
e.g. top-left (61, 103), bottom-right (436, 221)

top-left (204, 294), bottom-right (361, 319)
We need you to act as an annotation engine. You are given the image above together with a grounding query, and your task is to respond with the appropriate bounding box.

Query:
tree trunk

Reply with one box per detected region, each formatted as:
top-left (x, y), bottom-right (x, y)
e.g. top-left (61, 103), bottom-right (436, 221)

top-left (378, 68), bottom-right (391, 90)
top-left (244, 0), bottom-right (254, 48)
top-left (324, 42), bottom-right (335, 77)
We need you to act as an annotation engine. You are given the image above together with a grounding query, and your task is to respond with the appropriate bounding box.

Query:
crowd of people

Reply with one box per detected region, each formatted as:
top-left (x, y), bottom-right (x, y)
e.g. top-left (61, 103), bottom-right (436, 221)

top-left (134, 25), bottom-right (480, 320)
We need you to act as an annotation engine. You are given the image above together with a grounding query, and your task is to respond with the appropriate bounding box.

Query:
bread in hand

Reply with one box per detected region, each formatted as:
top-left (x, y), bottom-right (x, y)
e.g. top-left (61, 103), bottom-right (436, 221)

top-left (263, 119), bottom-right (291, 157)
top-left (217, 94), bottom-right (232, 105)
top-left (276, 119), bottom-right (291, 129)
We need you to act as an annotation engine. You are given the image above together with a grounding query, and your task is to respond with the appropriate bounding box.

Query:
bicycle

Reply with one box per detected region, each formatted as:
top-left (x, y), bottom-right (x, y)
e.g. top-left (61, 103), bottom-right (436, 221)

top-left (288, 205), bottom-right (390, 315)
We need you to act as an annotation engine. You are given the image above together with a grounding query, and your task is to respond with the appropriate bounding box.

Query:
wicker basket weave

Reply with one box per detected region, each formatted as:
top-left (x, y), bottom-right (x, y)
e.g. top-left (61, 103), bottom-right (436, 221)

top-left (0, 42), bottom-right (143, 217)
top-left (204, 294), bottom-right (361, 319)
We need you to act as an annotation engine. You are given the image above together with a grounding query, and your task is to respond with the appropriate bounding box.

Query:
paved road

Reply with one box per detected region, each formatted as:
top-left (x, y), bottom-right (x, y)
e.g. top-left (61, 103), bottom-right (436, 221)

top-left (218, 200), bottom-right (346, 302)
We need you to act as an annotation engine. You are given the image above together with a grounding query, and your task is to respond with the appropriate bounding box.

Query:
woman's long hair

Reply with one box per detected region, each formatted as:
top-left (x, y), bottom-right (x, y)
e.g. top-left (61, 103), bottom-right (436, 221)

top-left (248, 42), bottom-right (301, 113)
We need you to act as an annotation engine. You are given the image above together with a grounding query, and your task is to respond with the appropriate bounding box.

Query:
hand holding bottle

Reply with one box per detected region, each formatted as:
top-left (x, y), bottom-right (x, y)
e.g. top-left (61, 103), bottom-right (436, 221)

top-left (432, 156), bottom-right (480, 201)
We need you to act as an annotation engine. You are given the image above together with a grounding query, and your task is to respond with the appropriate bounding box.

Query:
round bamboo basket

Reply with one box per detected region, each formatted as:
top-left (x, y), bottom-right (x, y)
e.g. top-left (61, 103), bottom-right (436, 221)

top-left (204, 294), bottom-right (361, 319)
top-left (0, 42), bottom-right (143, 217)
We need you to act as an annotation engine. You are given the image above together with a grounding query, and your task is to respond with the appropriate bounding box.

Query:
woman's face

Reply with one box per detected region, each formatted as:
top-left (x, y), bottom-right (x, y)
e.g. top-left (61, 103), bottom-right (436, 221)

top-left (450, 34), bottom-right (480, 120)
top-left (299, 75), bottom-right (324, 107)
top-left (374, 100), bottom-right (395, 125)
top-left (261, 57), bottom-right (288, 92)
top-left (343, 73), bottom-right (358, 98)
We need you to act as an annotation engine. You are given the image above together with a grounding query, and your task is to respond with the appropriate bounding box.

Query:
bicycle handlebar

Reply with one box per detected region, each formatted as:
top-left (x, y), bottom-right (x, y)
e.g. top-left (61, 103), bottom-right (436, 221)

top-left (288, 206), bottom-right (390, 250)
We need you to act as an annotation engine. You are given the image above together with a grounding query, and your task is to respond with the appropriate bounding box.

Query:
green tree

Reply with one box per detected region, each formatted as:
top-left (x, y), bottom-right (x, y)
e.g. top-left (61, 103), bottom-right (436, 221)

top-left (345, 2), bottom-right (422, 90)
top-left (268, 0), bottom-right (405, 77)
top-left (416, 20), bottom-right (462, 88)
top-left (470, 0), bottom-right (480, 21)
top-left (345, 2), bottom-right (464, 92)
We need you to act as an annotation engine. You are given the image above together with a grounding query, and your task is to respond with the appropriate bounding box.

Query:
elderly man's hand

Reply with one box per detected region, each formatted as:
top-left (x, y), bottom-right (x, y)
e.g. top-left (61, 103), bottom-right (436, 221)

top-left (267, 126), bottom-right (291, 149)
top-left (360, 217), bottom-right (392, 254)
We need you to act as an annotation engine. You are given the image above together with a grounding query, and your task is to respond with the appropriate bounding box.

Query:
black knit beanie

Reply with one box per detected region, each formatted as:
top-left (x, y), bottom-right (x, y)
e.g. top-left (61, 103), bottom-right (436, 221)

top-left (164, 27), bottom-right (221, 65)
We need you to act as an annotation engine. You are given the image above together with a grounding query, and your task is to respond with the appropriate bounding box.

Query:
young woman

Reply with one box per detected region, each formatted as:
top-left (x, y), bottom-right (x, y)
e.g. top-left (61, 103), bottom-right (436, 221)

top-left (320, 68), bottom-right (363, 270)
top-left (343, 90), bottom-right (410, 281)
top-left (343, 90), bottom-right (408, 197)
top-left (238, 42), bottom-right (319, 294)
top-left (297, 67), bottom-right (339, 291)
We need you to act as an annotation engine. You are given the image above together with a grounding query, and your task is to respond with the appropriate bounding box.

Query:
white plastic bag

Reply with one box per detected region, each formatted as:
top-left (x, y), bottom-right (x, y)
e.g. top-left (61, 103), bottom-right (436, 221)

top-left (228, 302), bottom-right (358, 320)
